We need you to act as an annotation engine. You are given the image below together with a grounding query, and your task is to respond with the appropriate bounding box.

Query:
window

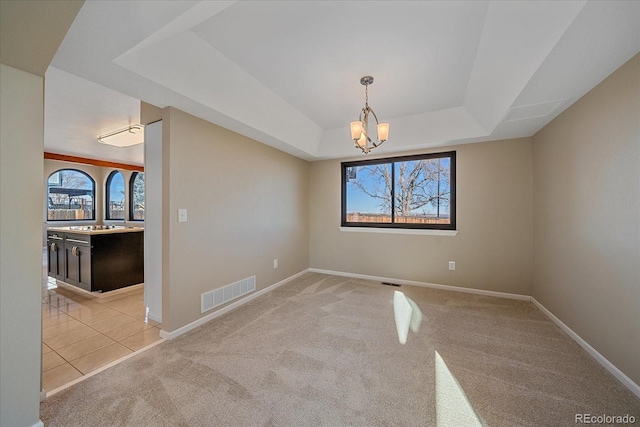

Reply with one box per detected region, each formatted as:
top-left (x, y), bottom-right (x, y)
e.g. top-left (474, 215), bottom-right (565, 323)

top-left (342, 151), bottom-right (456, 230)
top-left (47, 169), bottom-right (95, 221)
top-left (106, 171), bottom-right (125, 220)
top-left (129, 172), bottom-right (145, 221)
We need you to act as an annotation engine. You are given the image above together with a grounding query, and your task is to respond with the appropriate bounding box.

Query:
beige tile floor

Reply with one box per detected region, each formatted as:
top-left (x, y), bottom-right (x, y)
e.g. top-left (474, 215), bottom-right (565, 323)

top-left (41, 276), bottom-right (162, 392)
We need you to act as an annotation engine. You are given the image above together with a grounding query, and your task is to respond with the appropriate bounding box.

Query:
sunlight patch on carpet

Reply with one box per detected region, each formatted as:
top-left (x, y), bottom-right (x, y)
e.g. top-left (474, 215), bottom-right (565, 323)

top-left (392, 290), bottom-right (423, 344)
top-left (435, 351), bottom-right (483, 427)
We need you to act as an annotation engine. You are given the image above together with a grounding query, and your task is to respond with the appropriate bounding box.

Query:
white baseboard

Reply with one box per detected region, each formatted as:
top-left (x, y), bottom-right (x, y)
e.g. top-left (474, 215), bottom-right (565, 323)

top-left (54, 280), bottom-right (144, 299)
top-left (308, 268), bottom-right (531, 301)
top-left (32, 421), bottom-right (44, 427)
top-left (159, 269), bottom-right (310, 341)
top-left (531, 297), bottom-right (640, 399)
top-left (40, 389), bottom-right (46, 402)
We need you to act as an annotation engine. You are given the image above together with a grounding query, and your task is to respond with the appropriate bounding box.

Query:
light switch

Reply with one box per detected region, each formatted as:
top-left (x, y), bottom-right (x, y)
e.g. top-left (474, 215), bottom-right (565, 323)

top-left (178, 209), bottom-right (188, 223)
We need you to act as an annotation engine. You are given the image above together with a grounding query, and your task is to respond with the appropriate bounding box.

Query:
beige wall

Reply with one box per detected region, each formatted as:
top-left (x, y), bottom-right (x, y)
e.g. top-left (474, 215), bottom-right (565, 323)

top-left (161, 107), bottom-right (310, 331)
top-left (309, 138), bottom-right (533, 295)
top-left (1, 4), bottom-right (81, 424)
top-left (532, 54), bottom-right (640, 385)
top-left (0, 64), bottom-right (45, 427)
top-left (140, 101), bottom-right (162, 125)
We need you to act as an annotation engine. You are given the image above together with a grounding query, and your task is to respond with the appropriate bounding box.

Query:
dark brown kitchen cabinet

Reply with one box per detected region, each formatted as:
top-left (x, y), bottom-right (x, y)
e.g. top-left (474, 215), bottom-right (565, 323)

top-left (91, 232), bottom-right (144, 292)
top-left (64, 233), bottom-right (92, 291)
top-left (47, 232), bottom-right (65, 281)
top-left (46, 229), bottom-right (143, 293)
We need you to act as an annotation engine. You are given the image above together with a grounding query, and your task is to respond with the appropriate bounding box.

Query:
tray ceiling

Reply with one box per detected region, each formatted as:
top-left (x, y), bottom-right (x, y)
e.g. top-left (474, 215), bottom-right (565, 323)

top-left (47, 0), bottom-right (640, 162)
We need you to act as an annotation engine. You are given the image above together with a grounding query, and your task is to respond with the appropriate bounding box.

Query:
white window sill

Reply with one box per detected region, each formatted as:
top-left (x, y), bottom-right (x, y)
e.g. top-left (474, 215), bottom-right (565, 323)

top-left (339, 227), bottom-right (458, 236)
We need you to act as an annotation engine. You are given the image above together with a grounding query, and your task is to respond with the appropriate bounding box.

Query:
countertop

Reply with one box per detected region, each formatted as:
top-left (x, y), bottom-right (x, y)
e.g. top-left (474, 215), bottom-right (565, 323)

top-left (47, 226), bottom-right (144, 235)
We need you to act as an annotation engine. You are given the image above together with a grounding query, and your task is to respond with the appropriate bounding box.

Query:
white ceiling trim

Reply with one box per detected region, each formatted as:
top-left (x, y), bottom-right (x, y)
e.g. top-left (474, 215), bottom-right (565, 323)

top-left (114, 30), bottom-right (323, 158)
top-left (46, 0), bottom-right (639, 163)
top-left (112, 0), bottom-right (587, 160)
top-left (118, 1), bottom-right (236, 58)
top-left (464, 0), bottom-right (586, 134)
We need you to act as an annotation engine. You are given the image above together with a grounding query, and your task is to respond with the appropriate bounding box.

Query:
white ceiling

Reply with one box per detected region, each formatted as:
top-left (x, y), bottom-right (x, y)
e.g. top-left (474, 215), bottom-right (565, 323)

top-left (47, 0), bottom-right (640, 163)
top-left (45, 67), bottom-right (143, 165)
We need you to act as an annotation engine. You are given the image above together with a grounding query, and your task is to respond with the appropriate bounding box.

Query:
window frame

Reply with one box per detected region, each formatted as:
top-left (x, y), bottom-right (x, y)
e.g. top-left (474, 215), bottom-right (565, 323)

top-left (129, 171), bottom-right (145, 222)
top-left (47, 168), bottom-right (96, 221)
top-left (105, 170), bottom-right (125, 221)
top-left (341, 151), bottom-right (456, 230)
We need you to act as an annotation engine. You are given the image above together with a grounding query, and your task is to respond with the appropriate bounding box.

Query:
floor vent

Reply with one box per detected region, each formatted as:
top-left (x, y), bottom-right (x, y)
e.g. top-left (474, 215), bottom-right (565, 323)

top-left (201, 276), bottom-right (256, 313)
top-left (381, 282), bottom-right (401, 287)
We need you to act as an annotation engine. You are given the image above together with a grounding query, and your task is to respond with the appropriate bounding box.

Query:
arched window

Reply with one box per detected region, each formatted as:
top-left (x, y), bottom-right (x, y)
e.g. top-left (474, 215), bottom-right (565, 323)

top-left (130, 172), bottom-right (145, 221)
top-left (106, 171), bottom-right (125, 220)
top-left (47, 169), bottom-right (95, 221)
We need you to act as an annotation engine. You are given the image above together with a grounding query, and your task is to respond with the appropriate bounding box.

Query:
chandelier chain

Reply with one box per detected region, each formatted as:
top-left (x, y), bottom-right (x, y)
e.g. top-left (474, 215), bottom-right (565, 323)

top-left (365, 83), bottom-right (368, 107)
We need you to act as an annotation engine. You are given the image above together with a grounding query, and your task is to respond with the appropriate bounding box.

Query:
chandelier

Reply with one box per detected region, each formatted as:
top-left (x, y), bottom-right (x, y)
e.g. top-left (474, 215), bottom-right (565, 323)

top-left (350, 76), bottom-right (389, 154)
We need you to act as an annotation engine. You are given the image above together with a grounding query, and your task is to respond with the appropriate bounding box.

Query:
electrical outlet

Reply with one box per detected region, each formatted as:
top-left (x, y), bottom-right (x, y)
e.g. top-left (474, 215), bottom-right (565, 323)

top-left (448, 261), bottom-right (456, 271)
top-left (273, 259), bottom-right (278, 269)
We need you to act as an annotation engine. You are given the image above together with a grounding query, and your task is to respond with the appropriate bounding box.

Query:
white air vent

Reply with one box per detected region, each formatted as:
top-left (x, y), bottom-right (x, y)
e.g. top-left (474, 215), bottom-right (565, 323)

top-left (503, 99), bottom-right (569, 122)
top-left (201, 276), bottom-right (256, 313)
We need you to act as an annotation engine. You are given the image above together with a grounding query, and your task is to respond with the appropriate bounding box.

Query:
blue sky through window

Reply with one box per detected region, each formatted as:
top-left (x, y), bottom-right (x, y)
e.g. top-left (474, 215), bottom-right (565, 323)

top-left (48, 170), bottom-right (92, 189)
top-left (110, 173), bottom-right (125, 202)
top-left (346, 165), bottom-right (391, 214)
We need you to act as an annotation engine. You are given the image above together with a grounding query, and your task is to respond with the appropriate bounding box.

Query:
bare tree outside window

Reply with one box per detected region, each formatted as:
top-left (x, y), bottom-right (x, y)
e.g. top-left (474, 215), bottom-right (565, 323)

top-left (130, 172), bottom-right (145, 221)
top-left (342, 152), bottom-right (455, 229)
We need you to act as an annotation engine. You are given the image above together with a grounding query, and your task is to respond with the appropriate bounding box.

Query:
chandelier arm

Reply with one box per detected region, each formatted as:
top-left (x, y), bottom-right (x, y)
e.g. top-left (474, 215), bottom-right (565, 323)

top-left (361, 106), bottom-right (382, 146)
top-left (358, 106), bottom-right (369, 123)
top-left (372, 139), bottom-right (386, 149)
top-left (368, 107), bottom-right (380, 126)
top-left (360, 107), bottom-right (371, 142)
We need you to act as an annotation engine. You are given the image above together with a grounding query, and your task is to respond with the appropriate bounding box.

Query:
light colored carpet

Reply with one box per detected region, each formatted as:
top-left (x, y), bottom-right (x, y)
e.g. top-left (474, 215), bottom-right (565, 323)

top-left (40, 273), bottom-right (640, 426)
